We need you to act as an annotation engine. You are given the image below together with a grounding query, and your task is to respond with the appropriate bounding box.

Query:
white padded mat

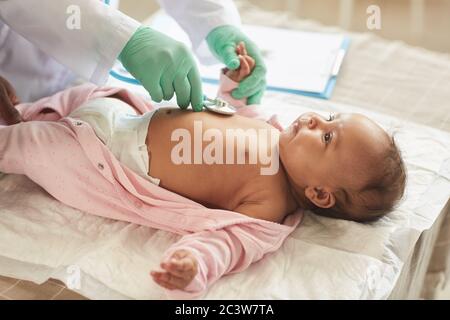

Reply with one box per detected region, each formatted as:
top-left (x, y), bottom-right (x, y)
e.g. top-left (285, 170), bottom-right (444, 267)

top-left (0, 87), bottom-right (449, 299)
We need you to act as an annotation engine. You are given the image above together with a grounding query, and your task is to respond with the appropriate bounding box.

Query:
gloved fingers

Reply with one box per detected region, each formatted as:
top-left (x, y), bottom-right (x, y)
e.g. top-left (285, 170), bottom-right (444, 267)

top-left (232, 77), bottom-right (265, 100)
top-left (221, 44), bottom-right (240, 70)
top-left (244, 44), bottom-right (266, 71)
top-left (142, 76), bottom-right (164, 103)
top-left (173, 75), bottom-right (191, 109)
top-left (247, 86), bottom-right (266, 105)
top-left (231, 66), bottom-right (266, 99)
top-left (160, 70), bottom-right (175, 101)
top-left (187, 67), bottom-right (204, 112)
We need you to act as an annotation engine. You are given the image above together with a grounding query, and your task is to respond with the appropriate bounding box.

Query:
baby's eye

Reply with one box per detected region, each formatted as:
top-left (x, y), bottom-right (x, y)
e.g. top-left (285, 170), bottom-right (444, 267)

top-left (323, 132), bottom-right (333, 144)
top-left (327, 113), bottom-right (335, 121)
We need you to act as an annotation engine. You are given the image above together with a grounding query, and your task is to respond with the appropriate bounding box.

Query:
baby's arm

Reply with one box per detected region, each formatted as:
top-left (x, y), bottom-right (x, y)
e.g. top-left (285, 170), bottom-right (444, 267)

top-left (217, 43), bottom-right (284, 131)
top-left (216, 42), bottom-right (282, 128)
top-left (152, 221), bottom-right (288, 299)
top-left (216, 42), bottom-right (255, 109)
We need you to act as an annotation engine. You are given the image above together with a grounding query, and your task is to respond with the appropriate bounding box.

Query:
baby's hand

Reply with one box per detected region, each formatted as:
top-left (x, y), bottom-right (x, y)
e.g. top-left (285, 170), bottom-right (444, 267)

top-left (151, 249), bottom-right (198, 290)
top-left (225, 42), bottom-right (255, 82)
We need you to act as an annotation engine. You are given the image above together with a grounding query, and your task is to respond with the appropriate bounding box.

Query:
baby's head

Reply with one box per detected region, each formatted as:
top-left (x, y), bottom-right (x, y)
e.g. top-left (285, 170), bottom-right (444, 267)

top-left (279, 112), bottom-right (406, 222)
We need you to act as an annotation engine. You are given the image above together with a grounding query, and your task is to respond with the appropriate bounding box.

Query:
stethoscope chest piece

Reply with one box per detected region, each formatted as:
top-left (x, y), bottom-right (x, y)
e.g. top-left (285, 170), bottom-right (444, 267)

top-left (202, 96), bottom-right (237, 115)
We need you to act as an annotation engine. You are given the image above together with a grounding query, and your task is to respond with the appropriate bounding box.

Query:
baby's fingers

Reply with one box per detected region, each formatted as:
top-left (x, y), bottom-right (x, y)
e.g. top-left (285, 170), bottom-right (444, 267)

top-left (161, 260), bottom-right (195, 279)
top-left (235, 43), bottom-right (242, 56)
top-left (151, 271), bottom-right (189, 290)
top-left (245, 55), bottom-right (255, 71)
top-left (151, 274), bottom-right (177, 290)
top-left (239, 41), bottom-right (247, 56)
top-left (171, 250), bottom-right (190, 260)
top-left (239, 55), bottom-right (250, 78)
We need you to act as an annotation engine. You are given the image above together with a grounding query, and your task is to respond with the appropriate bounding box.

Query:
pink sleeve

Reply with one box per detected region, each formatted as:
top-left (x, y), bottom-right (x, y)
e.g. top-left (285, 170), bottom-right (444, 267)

top-left (216, 70), bottom-right (248, 109)
top-left (160, 218), bottom-right (299, 299)
top-left (217, 71), bottom-right (284, 131)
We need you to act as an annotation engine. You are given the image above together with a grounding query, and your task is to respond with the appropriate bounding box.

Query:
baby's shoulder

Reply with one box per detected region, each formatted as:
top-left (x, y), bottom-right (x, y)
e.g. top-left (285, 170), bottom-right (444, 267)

top-left (234, 175), bottom-right (297, 223)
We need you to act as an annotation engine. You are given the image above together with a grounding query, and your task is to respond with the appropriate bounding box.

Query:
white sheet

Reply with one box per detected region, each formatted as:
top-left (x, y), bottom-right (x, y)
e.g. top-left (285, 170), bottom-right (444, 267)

top-left (0, 85), bottom-right (449, 299)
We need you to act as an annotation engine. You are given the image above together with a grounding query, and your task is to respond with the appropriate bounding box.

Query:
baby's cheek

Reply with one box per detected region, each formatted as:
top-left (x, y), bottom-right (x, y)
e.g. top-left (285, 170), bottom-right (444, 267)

top-left (278, 131), bottom-right (291, 151)
top-left (282, 142), bottom-right (302, 168)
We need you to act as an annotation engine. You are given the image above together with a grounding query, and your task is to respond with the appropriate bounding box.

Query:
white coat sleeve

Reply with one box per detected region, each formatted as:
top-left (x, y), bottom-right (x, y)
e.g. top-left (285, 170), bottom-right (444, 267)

top-left (158, 0), bottom-right (241, 65)
top-left (0, 0), bottom-right (140, 85)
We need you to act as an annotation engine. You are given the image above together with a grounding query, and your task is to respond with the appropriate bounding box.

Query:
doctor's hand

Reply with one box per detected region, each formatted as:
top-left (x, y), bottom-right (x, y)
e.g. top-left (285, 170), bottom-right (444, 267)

top-left (119, 26), bottom-right (204, 111)
top-left (0, 75), bottom-right (22, 125)
top-left (207, 25), bottom-right (266, 104)
top-left (150, 249), bottom-right (198, 290)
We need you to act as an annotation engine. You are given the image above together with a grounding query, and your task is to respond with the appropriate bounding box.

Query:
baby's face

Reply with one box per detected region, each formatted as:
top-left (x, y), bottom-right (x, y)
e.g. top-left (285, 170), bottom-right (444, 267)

top-left (279, 112), bottom-right (389, 192)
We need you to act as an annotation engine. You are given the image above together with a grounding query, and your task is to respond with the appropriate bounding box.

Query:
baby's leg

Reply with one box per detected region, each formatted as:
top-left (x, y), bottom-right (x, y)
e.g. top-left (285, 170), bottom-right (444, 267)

top-left (0, 120), bottom-right (123, 220)
top-left (14, 85), bottom-right (98, 122)
top-left (0, 121), bottom-right (82, 178)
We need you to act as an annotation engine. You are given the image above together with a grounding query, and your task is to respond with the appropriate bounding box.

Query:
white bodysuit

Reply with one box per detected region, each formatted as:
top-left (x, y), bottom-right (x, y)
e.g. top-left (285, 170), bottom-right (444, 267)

top-left (69, 97), bottom-right (160, 185)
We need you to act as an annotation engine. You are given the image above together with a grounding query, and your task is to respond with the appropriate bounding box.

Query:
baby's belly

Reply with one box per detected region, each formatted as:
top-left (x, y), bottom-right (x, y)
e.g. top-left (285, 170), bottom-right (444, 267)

top-left (146, 108), bottom-right (280, 210)
top-left (153, 159), bottom-right (262, 210)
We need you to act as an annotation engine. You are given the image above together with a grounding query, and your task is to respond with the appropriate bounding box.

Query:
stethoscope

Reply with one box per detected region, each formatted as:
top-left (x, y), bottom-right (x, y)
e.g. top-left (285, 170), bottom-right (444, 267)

top-left (103, 0), bottom-right (237, 115)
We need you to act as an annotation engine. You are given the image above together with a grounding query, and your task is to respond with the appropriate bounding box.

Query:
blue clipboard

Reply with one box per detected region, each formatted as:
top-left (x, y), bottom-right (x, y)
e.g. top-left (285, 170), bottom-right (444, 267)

top-left (200, 37), bottom-right (350, 100)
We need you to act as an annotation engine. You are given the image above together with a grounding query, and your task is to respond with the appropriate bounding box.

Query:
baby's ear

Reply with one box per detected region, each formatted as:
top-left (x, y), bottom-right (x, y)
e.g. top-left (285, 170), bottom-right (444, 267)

top-left (305, 186), bottom-right (336, 209)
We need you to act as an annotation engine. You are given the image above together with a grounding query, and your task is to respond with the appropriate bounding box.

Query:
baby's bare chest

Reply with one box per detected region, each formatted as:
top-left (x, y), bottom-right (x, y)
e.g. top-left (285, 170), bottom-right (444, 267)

top-left (148, 108), bottom-right (279, 166)
top-left (146, 108), bottom-right (284, 210)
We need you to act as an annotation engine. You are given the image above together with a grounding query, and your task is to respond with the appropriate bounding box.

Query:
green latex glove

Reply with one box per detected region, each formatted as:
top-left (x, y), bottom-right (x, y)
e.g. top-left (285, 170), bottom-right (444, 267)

top-left (206, 25), bottom-right (266, 105)
top-left (119, 26), bottom-right (203, 111)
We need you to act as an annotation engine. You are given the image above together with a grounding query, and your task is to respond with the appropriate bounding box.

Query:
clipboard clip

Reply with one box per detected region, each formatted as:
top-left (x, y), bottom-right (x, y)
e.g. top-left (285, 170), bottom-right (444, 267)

top-left (331, 48), bottom-right (346, 76)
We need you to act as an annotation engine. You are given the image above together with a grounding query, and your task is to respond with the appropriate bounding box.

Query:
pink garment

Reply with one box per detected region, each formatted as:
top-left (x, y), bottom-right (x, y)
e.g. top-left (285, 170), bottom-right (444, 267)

top-left (0, 77), bottom-right (302, 299)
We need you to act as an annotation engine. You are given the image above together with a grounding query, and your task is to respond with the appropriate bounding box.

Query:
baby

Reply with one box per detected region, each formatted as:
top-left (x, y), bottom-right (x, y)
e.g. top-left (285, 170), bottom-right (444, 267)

top-left (139, 43), bottom-right (406, 223)
top-left (0, 43), bottom-right (406, 293)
